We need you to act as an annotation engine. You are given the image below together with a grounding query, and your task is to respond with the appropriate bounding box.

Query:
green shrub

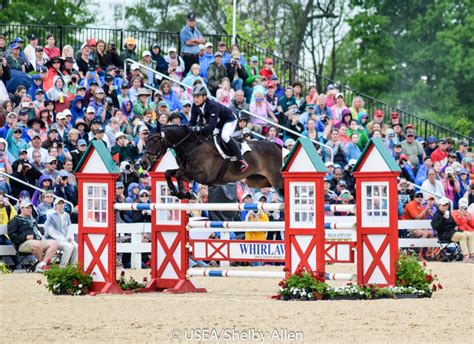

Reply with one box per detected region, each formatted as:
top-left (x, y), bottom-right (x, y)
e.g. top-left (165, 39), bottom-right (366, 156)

top-left (43, 264), bottom-right (92, 295)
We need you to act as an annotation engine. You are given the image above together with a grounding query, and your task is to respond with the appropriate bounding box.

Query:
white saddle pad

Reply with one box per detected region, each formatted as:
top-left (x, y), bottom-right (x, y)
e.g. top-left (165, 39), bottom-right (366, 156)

top-left (213, 136), bottom-right (251, 161)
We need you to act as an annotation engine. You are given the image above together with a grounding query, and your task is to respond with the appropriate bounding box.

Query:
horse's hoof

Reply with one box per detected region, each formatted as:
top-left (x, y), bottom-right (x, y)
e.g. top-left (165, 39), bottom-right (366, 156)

top-left (185, 192), bottom-right (195, 200)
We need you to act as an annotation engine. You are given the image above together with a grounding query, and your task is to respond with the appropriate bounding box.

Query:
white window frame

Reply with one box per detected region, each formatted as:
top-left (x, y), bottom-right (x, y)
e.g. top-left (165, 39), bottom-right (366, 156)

top-left (83, 182), bottom-right (108, 228)
top-left (289, 181), bottom-right (316, 228)
top-left (361, 181), bottom-right (390, 227)
top-left (155, 181), bottom-right (181, 225)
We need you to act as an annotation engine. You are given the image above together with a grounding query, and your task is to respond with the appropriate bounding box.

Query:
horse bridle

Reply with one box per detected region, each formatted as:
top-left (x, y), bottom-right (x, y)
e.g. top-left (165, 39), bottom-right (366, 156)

top-left (143, 133), bottom-right (168, 167)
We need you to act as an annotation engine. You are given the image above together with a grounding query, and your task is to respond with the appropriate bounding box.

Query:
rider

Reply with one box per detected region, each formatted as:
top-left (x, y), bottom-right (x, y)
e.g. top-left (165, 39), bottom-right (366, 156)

top-left (189, 85), bottom-right (249, 172)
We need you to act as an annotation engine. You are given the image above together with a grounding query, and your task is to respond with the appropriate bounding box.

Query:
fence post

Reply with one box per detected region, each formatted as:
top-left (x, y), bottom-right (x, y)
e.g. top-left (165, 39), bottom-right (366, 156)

top-left (176, 32), bottom-right (181, 54)
top-left (58, 25), bottom-right (63, 51)
top-left (424, 120), bottom-right (428, 141)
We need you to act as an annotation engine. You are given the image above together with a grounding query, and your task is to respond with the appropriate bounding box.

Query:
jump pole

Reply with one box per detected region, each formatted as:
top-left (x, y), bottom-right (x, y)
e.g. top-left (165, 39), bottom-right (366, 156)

top-left (187, 221), bottom-right (355, 230)
top-left (187, 269), bottom-right (355, 281)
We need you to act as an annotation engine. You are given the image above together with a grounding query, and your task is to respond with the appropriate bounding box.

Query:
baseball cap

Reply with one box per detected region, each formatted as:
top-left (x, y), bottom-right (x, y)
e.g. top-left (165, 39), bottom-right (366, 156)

top-left (125, 37), bottom-right (137, 45)
top-left (78, 139), bottom-right (87, 146)
top-left (445, 166), bottom-right (454, 175)
top-left (405, 123), bottom-right (414, 130)
top-left (335, 93), bottom-right (344, 99)
top-left (459, 168), bottom-right (469, 175)
top-left (115, 132), bottom-right (126, 140)
top-left (438, 197), bottom-right (450, 206)
top-left (327, 84), bottom-right (335, 90)
top-left (86, 106), bottom-right (95, 113)
top-left (391, 112), bottom-right (399, 118)
top-left (204, 42), bottom-right (213, 48)
top-left (168, 47), bottom-right (177, 53)
top-left (340, 190), bottom-right (351, 199)
top-left (39, 66), bottom-right (48, 73)
top-left (29, 34), bottom-right (39, 41)
top-left (105, 75), bottom-right (114, 82)
top-left (414, 191), bottom-right (423, 197)
top-left (459, 198), bottom-right (468, 208)
top-left (94, 127), bottom-right (105, 134)
top-left (7, 112), bottom-right (17, 118)
top-left (438, 138), bottom-right (447, 144)
top-left (35, 46), bottom-right (44, 52)
top-left (374, 109), bottom-right (384, 117)
top-left (250, 56), bottom-right (258, 62)
top-left (158, 101), bottom-right (169, 108)
top-left (56, 112), bottom-right (67, 120)
top-left (306, 103), bottom-right (315, 109)
top-left (348, 159), bottom-right (357, 167)
top-left (35, 89), bottom-right (44, 95)
top-left (400, 154), bottom-right (408, 161)
top-left (187, 13), bottom-right (196, 20)
top-left (20, 200), bottom-right (33, 209)
top-left (269, 75), bottom-right (279, 81)
top-left (95, 87), bottom-right (104, 94)
top-left (139, 189), bottom-right (149, 196)
top-left (142, 50), bottom-right (151, 57)
top-left (459, 140), bottom-right (468, 146)
top-left (19, 109), bottom-right (29, 116)
top-left (198, 44), bottom-right (205, 50)
top-left (19, 190), bottom-right (30, 198)
top-left (325, 161), bottom-right (334, 167)
top-left (242, 127), bottom-right (251, 135)
top-left (87, 38), bottom-right (97, 46)
top-left (265, 58), bottom-right (273, 64)
top-left (426, 136), bottom-right (437, 144)
top-left (130, 63), bottom-right (140, 71)
top-left (242, 192), bottom-right (253, 201)
top-left (116, 182), bottom-right (124, 189)
top-left (47, 156), bottom-right (57, 164)
top-left (214, 51), bottom-right (222, 57)
top-left (284, 138), bottom-right (296, 147)
top-left (32, 74), bottom-right (42, 80)
top-left (59, 170), bottom-right (69, 178)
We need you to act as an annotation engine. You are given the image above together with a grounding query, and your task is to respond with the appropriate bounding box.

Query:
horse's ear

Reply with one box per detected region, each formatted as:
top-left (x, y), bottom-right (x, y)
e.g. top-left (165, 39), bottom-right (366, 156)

top-left (149, 126), bottom-right (160, 135)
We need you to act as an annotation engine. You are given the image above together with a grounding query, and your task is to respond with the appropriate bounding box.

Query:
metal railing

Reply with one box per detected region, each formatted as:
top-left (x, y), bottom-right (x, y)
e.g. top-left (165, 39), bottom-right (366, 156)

top-left (1, 23), bottom-right (471, 146)
top-left (125, 59), bottom-right (334, 161)
top-left (0, 171), bottom-right (74, 209)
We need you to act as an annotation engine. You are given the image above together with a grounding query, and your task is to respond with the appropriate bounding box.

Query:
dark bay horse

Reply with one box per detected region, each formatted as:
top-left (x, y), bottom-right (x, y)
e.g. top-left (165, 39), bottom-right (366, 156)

top-left (141, 125), bottom-right (283, 198)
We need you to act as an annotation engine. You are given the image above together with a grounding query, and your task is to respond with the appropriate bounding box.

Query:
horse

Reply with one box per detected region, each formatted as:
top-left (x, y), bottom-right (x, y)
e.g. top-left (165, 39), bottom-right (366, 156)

top-left (140, 125), bottom-right (284, 199)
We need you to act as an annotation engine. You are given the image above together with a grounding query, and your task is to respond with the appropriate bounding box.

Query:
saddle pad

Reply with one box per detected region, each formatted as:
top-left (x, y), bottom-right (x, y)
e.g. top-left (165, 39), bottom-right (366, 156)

top-left (214, 136), bottom-right (251, 161)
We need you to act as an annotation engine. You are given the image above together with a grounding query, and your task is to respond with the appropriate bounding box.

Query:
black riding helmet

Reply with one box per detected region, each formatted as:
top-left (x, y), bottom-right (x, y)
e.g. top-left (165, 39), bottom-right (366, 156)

top-left (192, 85), bottom-right (207, 96)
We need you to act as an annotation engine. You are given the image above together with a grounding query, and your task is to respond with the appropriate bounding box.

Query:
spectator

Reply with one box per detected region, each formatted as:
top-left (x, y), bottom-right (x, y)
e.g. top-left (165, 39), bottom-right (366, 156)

top-left (138, 50), bottom-right (156, 86)
top-left (179, 13), bottom-right (204, 76)
top-left (111, 132), bottom-right (138, 163)
top-left (7, 43), bottom-right (28, 72)
top-left (216, 41), bottom-right (231, 65)
top-left (398, 177), bottom-right (414, 210)
top-left (266, 126), bottom-right (284, 147)
top-left (286, 110), bottom-right (304, 140)
top-left (367, 109), bottom-right (388, 135)
top-left (314, 94), bottom-right (333, 121)
top-left (199, 42), bottom-right (214, 81)
top-left (331, 93), bottom-right (349, 123)
top-left (8, 199), bottom-right (59, 272)
top-left (7, 127), bottom-right (29, 158)
top-left (441, 166), bottom-right (460, 204)
top-left (401, 129), bottom-right (425, 169)
top-left (452, 198), bottom-right (474, 232)
top-left (431, 197), bottom-right (474, 262)
top-left (121, 37), bottom-right (138, 65)
top-left (106, 42), bottom-right (123, 69)
top-left (159, 80), bottom-right (181, 112)
top-left (216, 78), bottom-right (234, 107)
top-left (133, 88), bottom-right (153, 118)
top-left (24, 34), bottom-right (39, 64)
top-left (36, 190), bottom-right (55, 224)
top-left (207, 51), bottom-right (227, 95)
top-left (415, 158), bottom-right (433, 186)
top-left (249, 90), bottom-right (277, 134)
top-left (431, 138), bottom-right (449, 165)
top-left (349, 96), bottom-right (366, 119)
top-left (325, 129), bottom-right (347, 166)
top-left (456, 141), bottom-right (469, 163)
top-left (402, 191), bottom-right (435, 238)
top-left (259, 58), bottom-right (276, 79)
top-left (150, 43), bottom-right (168, 76)
top-left (44, 198), bottom-right (77, 266)
top-left (399, 154), bottom-right (415, 183)
top-left (164, 47), bottom-right (185, 80)
top-left (182, 63), bottom-right (204, 89)
top-left (292, 82), bottom-right (306, 112)
top-left (226, 52), bottom-right (248, 91)
top-left (344, 132), bottom-right (362, 161)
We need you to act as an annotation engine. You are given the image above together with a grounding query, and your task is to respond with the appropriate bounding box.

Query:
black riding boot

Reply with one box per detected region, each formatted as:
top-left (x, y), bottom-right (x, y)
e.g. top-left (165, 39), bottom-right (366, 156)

top-left (226, 138), bottom-right (249, 172)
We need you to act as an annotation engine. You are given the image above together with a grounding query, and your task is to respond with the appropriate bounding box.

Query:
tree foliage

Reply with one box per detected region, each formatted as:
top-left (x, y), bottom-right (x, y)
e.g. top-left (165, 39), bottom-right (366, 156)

top-left (337, 0), bottom-right (474, 135)
top-left (0, 0), bottom-right (96, 26)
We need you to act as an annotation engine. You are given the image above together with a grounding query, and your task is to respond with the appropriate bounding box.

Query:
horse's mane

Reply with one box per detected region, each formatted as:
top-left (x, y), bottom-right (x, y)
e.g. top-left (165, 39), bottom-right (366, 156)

top-left (162, 125), bottom-right (202, 145)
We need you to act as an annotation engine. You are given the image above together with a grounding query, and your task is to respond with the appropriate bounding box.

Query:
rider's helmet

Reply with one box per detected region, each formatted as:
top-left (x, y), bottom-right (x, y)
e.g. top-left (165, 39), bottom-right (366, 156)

top-left (192, 85), bottom-right (208, 97)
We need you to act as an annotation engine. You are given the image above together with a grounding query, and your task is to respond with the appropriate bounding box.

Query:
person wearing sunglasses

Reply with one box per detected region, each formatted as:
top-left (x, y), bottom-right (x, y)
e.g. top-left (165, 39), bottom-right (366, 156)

top-left (36, 190), bottom-right (55, 224)
top-left (402, 191), bottom-right (435, 238)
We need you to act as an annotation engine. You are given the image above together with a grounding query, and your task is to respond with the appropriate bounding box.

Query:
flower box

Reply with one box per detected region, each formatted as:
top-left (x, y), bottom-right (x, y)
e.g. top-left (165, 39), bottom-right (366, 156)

top-left (332, 295), bottom-right (360, 301)
top-left (394, 293), bottom-right (424, 299)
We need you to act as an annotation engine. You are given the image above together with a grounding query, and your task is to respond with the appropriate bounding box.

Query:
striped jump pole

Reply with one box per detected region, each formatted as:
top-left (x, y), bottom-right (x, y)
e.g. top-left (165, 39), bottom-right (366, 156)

top-left (187, 269), bottom-right (355, 281)
top-left (187, 221), bottom-right (355, 230)
top-left (113, 202), bottom-right (284, 212)
top-left (324, 204), bottom-right (356, 213)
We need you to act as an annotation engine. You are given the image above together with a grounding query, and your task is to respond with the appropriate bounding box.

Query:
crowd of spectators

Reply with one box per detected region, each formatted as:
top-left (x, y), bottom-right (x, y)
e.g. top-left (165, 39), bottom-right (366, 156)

top-left (0, 13), bottom-right (473, 269)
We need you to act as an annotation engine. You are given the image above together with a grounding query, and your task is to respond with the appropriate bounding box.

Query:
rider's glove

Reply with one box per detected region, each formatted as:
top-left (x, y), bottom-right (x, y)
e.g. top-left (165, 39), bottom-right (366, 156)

top-left (192, 126), bottom-right (202, 133)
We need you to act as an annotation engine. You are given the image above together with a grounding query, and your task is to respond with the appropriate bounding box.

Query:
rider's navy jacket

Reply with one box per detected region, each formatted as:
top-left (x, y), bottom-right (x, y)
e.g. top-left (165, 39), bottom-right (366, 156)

top-left (190, 98), bottom-right (236, 135)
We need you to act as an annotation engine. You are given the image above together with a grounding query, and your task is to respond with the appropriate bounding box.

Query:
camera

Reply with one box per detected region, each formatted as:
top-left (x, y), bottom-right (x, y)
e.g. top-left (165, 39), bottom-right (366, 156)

top-left (125, 163), bottom-right (131, 170)
top-left (106, 97), bottom-right (113, 105)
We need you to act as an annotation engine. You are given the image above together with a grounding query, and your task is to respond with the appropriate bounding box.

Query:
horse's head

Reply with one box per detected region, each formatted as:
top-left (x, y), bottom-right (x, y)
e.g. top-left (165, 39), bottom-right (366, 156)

top-left (140, 132), bottom-right (168, 170)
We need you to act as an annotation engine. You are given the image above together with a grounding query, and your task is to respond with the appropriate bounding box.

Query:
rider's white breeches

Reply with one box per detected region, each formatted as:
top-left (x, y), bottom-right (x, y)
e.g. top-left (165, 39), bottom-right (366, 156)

top-left (221, 119), bottom-right (237, 143)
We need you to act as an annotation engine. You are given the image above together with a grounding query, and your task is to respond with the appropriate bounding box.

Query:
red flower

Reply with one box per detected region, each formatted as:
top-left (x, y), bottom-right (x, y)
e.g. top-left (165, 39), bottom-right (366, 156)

top-left (437, 283), bottom-right (443, 290)
top-left (425, 275), bottom-right (433, 283)
top-left (400, 280), bottom-right (406, 285)
top-left (432, 284), bottom-right (437, 292)
top-left (278, 280), bottom-right (285, 287)
top-left (36, 279), bottom-right (42, 285)
top-left (120, 271), bottom-right (125, 277)
top-left (72, 279), bottom-right (78, 287)
top-left (143, 276), bottom-right (148, 282)
top-left (282, 267), bottom-right (289, 272)
top-left (422, 262), bottom-right (427, 267)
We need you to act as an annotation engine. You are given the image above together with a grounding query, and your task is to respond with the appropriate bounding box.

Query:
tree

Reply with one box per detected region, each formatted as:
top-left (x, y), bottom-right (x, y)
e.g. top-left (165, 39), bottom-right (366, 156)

top-left (0, 0), bottom-right (96, 26)
top-left (337, 0), bottom-right (474, 135)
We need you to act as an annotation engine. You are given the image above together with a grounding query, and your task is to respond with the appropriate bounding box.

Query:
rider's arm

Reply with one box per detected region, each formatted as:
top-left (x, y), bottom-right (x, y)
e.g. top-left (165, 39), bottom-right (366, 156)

top-left (189, 106), bottom-right (198, 126)
top-left (201, 113), bottom-right (218, 135)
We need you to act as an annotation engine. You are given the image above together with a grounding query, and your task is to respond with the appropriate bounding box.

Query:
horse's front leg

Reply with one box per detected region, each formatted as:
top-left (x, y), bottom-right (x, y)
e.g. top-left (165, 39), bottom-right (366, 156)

top-left (164, 169), bottom-right (181, 198)
top-left (175, 169), bottom-right (194, 200)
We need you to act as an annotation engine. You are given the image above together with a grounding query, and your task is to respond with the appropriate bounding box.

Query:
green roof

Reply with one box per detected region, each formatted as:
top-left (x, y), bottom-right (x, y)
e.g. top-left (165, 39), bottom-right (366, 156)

top-left (352, 137), bottom-right (401, 172)
top-left (281, 137), bottom-right (327, 172)
top-left (74, 140), bottom-right (120, 174)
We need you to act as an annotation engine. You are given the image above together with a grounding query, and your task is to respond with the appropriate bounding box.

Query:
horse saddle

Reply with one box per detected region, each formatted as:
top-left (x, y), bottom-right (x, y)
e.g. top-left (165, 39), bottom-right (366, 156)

top-left (213, 135), bottom-right (251, 161)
